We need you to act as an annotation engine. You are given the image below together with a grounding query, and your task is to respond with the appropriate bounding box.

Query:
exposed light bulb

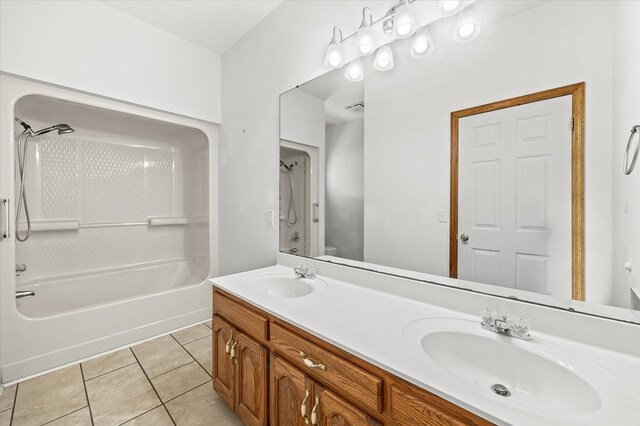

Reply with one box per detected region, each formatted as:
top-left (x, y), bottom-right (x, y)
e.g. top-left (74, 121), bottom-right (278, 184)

top-left (414, 42), bottom-right (428, 53)
top-left (453, 6), bottom-right (481, 43)
top-left (411, 27), bottom-right (434, 58)
top-left (393, 0), bottom-right (416, 39)
top-left (355, 26), bottom-right (375, 55)
top-left (345, 59), bottom-right (364, 81)
top-left (441, 0), bottom-right (460, 12)
top-left (324, 26), bottom-right (344, 68)
top-left (439, 0), bottom-right (465, 16)
top-left (457, 23), bottom-right (475, 38)
top-left (355, 8), bottom-right (376, 56)
top-left (373, 45), bottom-right (394, 71)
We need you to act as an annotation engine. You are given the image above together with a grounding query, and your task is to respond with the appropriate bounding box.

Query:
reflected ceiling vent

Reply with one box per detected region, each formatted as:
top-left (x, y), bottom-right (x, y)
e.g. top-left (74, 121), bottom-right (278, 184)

top-left (345, 101), bottom-right (365, 112)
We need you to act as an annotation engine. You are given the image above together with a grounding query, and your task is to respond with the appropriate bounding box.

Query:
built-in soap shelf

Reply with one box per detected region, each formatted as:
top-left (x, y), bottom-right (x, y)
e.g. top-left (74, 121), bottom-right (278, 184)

top-left (18, 216), bottom-right (208, 232)
top-left (17, 220), bottom-right (80, 232)
top-left (148, 216), bottom-right (208, 226)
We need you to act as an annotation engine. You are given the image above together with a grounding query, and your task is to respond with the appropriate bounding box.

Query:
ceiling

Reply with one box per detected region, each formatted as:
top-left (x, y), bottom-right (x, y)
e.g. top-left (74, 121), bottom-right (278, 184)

top-left (100, 0), bottom-right (283, 54)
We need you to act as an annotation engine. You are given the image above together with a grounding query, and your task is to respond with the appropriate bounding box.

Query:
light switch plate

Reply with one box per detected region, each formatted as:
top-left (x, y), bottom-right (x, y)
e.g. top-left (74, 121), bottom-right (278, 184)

top-left (265, 210), bottom-right (274, 227)
top-left (438, 208), bottom-right (448, 223)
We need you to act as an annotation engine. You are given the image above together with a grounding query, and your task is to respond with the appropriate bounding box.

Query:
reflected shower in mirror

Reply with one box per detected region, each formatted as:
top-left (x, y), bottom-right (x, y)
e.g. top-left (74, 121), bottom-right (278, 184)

top-left (279, 0), bottom-right (640, 323)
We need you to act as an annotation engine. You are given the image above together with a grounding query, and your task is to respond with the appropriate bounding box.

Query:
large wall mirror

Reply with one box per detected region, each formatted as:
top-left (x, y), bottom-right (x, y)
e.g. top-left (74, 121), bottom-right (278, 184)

top-left (279, 0), bottom-right (640, 324)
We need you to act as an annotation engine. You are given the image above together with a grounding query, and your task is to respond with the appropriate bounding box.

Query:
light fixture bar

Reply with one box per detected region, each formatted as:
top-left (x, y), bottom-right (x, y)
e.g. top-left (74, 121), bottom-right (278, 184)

top-left (340, 0), bottom-right (421, 43)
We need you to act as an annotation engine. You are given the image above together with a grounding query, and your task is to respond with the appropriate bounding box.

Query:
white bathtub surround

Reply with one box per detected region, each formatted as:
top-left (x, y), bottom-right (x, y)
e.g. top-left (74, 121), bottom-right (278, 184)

top-left (212, 256), bottom-right (640, 425)
top-left (0, 75), bottom-right (218, 383)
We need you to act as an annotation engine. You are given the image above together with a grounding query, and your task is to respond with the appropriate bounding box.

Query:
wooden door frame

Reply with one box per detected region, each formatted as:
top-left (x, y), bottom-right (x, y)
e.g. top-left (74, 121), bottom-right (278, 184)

top-left (449, 82), bottom-right (585, 301)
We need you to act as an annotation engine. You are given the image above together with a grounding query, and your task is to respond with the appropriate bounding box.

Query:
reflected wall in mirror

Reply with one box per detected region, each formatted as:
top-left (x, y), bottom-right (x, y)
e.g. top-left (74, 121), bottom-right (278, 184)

top-left (279, 0), bottom-right (640, 323)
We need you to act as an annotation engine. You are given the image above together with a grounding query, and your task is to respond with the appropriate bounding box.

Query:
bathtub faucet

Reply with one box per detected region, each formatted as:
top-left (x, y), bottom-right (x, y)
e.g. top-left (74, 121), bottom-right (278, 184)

top-left (16, 290), bottom-right (35, 299)
top-left (15, 264), bottom-right (27, 276)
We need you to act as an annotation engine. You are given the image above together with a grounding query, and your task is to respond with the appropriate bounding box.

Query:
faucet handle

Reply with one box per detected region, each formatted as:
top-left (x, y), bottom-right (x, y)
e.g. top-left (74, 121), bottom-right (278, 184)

top-left (481, 309), bottom-right (497, 327)
top-left (509, 317), bottom-right (531, 339)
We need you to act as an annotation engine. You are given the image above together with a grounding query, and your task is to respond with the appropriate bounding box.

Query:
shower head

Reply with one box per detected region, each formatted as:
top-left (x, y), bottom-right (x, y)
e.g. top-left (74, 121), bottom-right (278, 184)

top-left (34, 124), bottom-right (75, 136)
top-left (15, 117), bottom-right (75, 136)
top-left (280, 159), bottom-right (292, 171)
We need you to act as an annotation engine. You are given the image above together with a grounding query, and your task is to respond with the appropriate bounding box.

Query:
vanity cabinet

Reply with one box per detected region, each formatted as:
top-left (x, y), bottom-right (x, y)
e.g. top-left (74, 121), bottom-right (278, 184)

top-left (271, 355), bottom-right (380, 426)
top-left (270, 355), bottom-right (311, 425)
top-left (212, 287), bottom-right (491, 426)
top-left (212, 315), bottom-right (268, 425)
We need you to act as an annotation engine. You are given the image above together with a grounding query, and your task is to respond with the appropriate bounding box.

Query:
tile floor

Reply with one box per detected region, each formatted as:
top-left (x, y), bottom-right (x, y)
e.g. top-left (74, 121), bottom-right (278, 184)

top-left (0, 320), bottom-right (243, 426)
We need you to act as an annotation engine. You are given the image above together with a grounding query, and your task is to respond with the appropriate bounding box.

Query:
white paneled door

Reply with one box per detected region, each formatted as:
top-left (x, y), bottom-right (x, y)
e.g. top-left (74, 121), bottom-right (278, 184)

top-left (458, 96), bottom-right (572, 299)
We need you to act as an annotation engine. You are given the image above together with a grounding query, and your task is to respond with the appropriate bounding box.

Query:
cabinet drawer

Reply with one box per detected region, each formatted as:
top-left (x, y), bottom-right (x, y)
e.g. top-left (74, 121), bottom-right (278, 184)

top-left (270, 322), bottom-right (383, 414)
top-left (213, 291), bottom-right (268, 343)
top-left (391, 385), bottom-right (491, 426)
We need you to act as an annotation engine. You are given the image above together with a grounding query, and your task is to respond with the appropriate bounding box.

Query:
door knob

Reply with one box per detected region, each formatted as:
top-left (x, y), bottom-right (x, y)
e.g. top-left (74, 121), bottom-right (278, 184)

top-left (460, 233), bottom-right (470, 242)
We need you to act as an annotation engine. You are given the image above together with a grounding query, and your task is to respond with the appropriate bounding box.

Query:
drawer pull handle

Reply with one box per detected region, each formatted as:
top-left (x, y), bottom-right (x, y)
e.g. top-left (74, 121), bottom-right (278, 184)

top-left (299, 351), bottom-right (327, 370)
top-left (311, 395), bottom-right (320, 425)
top-left (225, 336), bottom-right (233, 355)
top-left (301, 388), bottom-right (310, 423)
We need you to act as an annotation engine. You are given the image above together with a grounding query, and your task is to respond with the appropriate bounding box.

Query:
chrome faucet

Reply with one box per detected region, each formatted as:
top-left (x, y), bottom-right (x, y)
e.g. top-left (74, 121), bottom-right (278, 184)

top-left (15, 264), bottom-right (27, 276)
top-left (16, 290), bottom-right (35, 299)
top-left (294, 265), bottom-right (316, 279)
top-left (481, 309), bottom-right (531, 340)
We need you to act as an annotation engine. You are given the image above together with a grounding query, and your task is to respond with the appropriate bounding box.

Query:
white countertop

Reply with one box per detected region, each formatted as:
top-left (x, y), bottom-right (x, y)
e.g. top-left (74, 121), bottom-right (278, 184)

top-left (211, 264), bottom-right (640, 426)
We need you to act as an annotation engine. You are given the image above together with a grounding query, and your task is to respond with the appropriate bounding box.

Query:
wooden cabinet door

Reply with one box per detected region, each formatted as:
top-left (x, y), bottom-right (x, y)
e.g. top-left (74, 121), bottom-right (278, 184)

top-left (314, 384), bottom-right (381, 426)
top-left (270, 355), bottom-right (313, 426)
top-left (236, 332), bottom-right (268, 426)
top-left (212, 315), bottom-right (235, 409)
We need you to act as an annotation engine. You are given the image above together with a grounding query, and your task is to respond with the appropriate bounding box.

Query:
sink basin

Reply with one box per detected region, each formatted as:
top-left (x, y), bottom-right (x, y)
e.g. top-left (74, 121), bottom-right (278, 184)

top-left (403, 318), bottom-right (634, 415)
top-left (245, 272), bottom-right (326, 299)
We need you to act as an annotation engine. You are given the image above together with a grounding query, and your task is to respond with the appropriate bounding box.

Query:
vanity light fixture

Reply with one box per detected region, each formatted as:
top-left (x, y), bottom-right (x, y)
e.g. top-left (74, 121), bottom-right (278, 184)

top-left (324, 26), bottom-right (344, 68)
top-left (355, 8), bottom-right (376, 55)
top-left (410, 27), bottom-right (434, 58)
top-left (453, 6), bottom-right (481, 42)
top-left (344, 58), bottom-right (364, 81)
top-left (324, 0), bottom-right (482, 80)
top-left (373, 45), bottom-right (394, 71)
top-left (438, 0), bottom-right (466, 17)
top-left (393, 0), bottom-right (417, 39)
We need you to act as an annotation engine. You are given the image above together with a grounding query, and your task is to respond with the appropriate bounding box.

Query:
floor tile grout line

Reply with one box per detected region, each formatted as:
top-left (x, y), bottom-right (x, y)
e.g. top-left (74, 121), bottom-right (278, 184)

top-left (147, 360), bottom-right (198, 381)
top-left (160, 379), bottom-right (213, 405)
top-left (179, 333), bottom-right (211, 347)
top-left (40, 405), bottom-right (89, 426)
top-left (79, 364), bottom-right (95, 426)
top-left (129, 348), bottom-right (177, 426)
top-left (116, 403), bottom-right (162, 426)
top-left (172, 334), bottom-right (212, 347)
top-left (8, 382), bottom-right (18, 426)
top-left (169, 333), bottom-right (212, 379)
top-left (83, 360), bottom-right (139, 382)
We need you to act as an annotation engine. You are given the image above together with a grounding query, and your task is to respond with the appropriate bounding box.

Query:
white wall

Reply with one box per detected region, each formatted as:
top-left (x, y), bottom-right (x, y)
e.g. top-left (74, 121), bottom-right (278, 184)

top-left (612, 1), bottom-right (640, 308)
top-left (219, 1), bottom-right (378, 274)
top-left (0, 0), bottom-right (221, 123)
top-left (326, 118), bottom-right (364, 261)
top-left (364, 1), bottom-right (614, 304)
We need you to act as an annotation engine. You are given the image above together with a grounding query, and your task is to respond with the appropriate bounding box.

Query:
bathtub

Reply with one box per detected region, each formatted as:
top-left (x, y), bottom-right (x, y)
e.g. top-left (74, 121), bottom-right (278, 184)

top-left (16, 260), bottom-right (206, 318)
top-left (0, 75), bottom-right (219, 383)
